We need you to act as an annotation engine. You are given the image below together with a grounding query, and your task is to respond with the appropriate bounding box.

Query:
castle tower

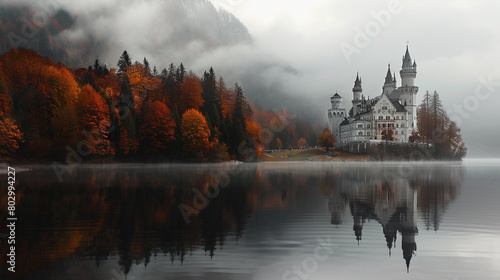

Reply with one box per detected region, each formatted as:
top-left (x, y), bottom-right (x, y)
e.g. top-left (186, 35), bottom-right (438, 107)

top-left (400, 46), bottom-right (417, 87)
top-left (352, 73), bottom-right (362, 116)
top-left (328, 92), bottom-right (346, 141)
top-left (382, 64), bottom-right (397, 95)
top-left (401, 188), bottom-right (418, 273)
top-left (399, 46), bottom-right (419, 130)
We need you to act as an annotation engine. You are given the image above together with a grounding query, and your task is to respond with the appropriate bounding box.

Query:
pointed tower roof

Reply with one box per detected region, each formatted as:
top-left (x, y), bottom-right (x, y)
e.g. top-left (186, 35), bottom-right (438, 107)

top-left (355, 72), bottom-right (362, 87)
top-left (353, 72), bottom-right (362, 92)
top-left (402, 45), bottom-right (413, 68)
top-left (384, 64), bottom-right (393, 84)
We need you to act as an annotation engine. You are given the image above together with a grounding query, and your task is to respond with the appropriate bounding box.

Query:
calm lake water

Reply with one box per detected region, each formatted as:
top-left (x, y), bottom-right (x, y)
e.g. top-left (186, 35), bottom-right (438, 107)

top-left (1, 160), bottom-right (500, 280)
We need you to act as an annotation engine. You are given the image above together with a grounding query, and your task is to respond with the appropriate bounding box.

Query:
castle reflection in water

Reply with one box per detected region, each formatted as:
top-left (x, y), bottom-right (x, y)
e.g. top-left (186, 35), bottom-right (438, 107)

top-left (0, 163), bottom-right (463, 279)
top-left (328, 163), bottom-right (463, 272)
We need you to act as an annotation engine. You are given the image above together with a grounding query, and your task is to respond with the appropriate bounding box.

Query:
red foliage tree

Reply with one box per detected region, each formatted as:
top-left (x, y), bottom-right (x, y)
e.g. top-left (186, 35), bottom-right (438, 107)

top-left (178, 71), bottom-right (204, 113)
top-left (78, 84), bottom-right (115, 156)
top-left (139, 100), bottom-right (176, 154)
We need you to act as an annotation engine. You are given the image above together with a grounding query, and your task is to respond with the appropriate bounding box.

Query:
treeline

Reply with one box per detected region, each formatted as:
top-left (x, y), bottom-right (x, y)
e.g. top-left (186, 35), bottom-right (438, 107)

top-left (0, 49), bottom-right (316, 162)
top-left (411, 91), bottom-right (467, 160)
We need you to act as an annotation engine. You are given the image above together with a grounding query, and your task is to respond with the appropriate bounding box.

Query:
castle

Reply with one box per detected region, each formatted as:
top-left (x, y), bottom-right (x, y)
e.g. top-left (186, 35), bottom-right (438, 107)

top-left (328, 46), bottom-right (418, 144)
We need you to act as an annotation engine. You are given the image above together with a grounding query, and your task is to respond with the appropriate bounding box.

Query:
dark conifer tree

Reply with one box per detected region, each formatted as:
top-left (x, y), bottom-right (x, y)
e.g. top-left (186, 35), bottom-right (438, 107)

top-left (176, 63), bottom-right (186, 84)
top-left (143, 57), bottom-right (151, 76)
top-left (201, 67), bottom-right (221, 135)
top-left (117, 50), bottom-right (132, 76)
top-left (230, 83), bottom-right (247, 156)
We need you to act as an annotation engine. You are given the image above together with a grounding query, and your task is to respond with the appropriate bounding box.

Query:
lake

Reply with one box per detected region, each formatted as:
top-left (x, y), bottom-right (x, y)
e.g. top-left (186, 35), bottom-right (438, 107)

top-left (1, 160), bottom-right (500, 280)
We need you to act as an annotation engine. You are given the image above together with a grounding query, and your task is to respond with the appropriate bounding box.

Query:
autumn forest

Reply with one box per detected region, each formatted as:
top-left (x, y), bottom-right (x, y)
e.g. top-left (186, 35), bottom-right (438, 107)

top-left (0, 49), bottom-right (318, 163)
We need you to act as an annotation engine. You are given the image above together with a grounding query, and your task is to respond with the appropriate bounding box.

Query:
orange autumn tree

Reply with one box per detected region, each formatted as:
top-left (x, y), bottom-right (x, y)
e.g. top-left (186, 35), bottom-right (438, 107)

top-left (0, 118), bottom-right (24, 161)
top-left (0, 66), bottom-right (11, 117)
top-left (245, 119), bottom-right (263, 156)
top-left (78, 84), bottom-right (115, 156)
top-left (298, 137), bottom-right (308, 148)
top-left (0, 49), bottom-right (80, 157)
top-left (139, 100), bottom-right (176, 154)
top-left (178, 71), bottom-right (204, 113)
top-left (318, 128), bottom-right (335, 152)
top-left (0, 72), bottom-right (23, 160)
top-left (181, 109), bottom-right (210, 160)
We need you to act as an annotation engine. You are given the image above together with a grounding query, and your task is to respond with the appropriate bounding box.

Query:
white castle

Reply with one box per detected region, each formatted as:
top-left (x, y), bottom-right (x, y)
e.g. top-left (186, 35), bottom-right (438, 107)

top-left (328, 46), bottom-right (418, 144)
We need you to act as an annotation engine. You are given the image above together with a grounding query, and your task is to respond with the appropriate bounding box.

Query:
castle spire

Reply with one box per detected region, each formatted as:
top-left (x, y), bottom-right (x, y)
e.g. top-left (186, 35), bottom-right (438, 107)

top-left (354, 72), bottom-right (361, 87)
top-left (385, 64), bottom-right (393, 84)
top-left (402, 45), bottom-right (413, 68)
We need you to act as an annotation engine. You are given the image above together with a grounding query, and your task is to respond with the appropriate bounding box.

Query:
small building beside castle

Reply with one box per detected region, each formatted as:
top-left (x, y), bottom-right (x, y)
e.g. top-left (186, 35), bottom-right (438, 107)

top-left (328, 46), bottom-right (418, 144)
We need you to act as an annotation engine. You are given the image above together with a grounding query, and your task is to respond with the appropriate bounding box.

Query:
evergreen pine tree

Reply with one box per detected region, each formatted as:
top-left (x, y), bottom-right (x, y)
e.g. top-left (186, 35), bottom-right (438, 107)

top-left (143, 57), bottom-right (151, 76)
top-left (117, 50), bottom-right (132, 76)
top-left (201, 67), bottom-right (221, 134)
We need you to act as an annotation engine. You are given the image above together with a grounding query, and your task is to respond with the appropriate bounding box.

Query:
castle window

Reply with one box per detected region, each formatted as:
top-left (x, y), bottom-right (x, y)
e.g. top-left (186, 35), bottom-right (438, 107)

top-left (382, 106), bottom-right (388, 110)
top-left (386, 116), bottom-right (390, 120)
top-left (367, 124), bottom-right (371, 128)
top-left (396, 116), bottom-right (399, 120)
top-left (401, 124), bottom-right (404, 128)
top-left (367, 131), bottom-right (371, 136)
top-left (358, 131), bottom-right (363, 136)
top-left (396, 124), bottom-right (399, 128)
top-left (357, 124), bottom-right (363, 128)
top-left (379, 116), bottom-right (383, 120)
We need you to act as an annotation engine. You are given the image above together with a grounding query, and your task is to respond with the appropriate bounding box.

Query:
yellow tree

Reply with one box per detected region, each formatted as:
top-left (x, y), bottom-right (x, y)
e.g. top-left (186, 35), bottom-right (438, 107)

top-left (276, 138), bottom-right (283, 149)
top-left (181, 109), bottom-right (211, 160)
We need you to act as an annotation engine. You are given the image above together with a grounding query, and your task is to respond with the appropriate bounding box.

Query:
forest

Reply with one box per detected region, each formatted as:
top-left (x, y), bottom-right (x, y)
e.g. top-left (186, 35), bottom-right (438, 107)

top-left (0, 49), bottom-right (318, 163)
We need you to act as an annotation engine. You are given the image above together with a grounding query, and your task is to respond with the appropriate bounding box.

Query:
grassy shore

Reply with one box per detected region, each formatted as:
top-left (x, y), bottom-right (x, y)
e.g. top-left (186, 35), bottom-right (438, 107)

top-left (259, 148), bottom-right (370, 162)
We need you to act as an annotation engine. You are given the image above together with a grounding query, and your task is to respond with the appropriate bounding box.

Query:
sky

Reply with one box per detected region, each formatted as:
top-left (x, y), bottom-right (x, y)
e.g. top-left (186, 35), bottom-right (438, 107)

top-left (3, 0), bottom-right (500, 158)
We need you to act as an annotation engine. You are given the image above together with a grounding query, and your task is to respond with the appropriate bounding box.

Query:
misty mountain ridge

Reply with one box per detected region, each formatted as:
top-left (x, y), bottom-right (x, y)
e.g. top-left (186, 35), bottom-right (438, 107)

top-left (0, 0), bottom-right (251, 67)
top-left (179, 0), bottom-right (252, 45)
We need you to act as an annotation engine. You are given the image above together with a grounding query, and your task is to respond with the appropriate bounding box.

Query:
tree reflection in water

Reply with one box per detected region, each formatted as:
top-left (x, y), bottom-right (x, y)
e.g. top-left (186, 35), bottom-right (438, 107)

top-left (0, 163), bottom-right (463, 279)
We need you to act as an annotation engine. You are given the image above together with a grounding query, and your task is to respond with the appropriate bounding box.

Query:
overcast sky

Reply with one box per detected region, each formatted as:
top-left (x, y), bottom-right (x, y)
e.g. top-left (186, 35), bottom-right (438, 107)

top-left (4, 0), bottom-right (499, 158)
top-left (211, 0), bottom-right (500, 158)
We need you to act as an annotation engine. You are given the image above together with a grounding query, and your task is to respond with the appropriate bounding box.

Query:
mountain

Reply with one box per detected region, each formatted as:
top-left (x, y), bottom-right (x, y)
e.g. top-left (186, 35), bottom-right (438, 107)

top-left (179, 0), bottom-right (252, 45)
top-left (0, 0), bottom-right (252, 67)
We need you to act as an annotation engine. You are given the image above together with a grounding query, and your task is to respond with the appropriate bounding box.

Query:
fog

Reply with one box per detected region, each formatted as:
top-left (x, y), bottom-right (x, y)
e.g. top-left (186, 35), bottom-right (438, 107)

top-left (2, 0), bottom-right (499, 158)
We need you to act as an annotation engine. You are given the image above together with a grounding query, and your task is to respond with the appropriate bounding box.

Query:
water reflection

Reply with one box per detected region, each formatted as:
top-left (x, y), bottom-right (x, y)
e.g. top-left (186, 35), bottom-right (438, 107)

top-left (0, 163), bottom-right (463, 279)
top-left (328, 164), bottom-right (463, 272)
